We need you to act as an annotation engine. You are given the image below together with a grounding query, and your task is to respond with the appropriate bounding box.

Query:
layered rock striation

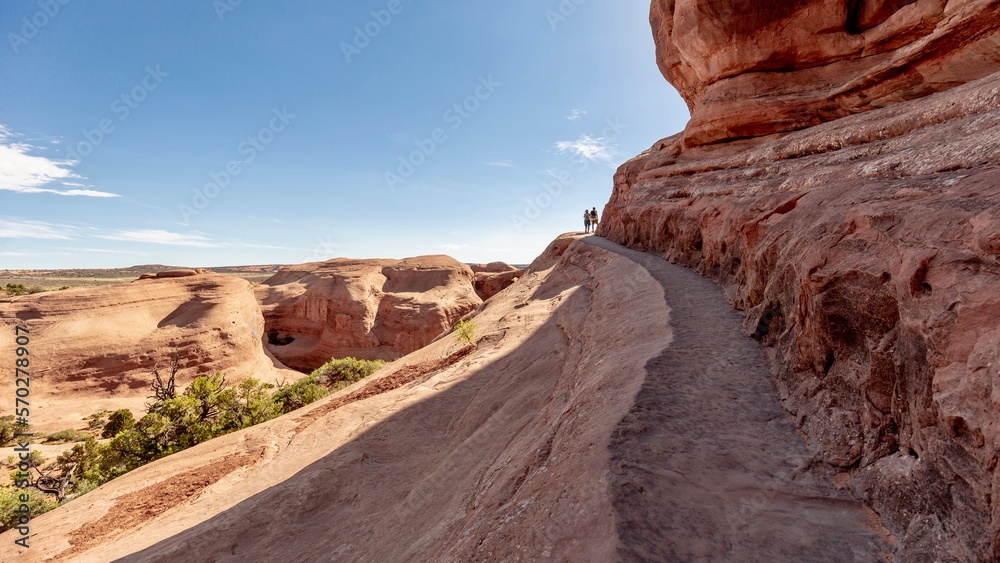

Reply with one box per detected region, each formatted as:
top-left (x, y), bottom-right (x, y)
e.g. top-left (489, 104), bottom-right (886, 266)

top-left (255, 255), bottom-right (482, 371)
top-left (653, 0), bottom-right (1000, 146)
top-left (602, 58), bottom-right (1000, 559)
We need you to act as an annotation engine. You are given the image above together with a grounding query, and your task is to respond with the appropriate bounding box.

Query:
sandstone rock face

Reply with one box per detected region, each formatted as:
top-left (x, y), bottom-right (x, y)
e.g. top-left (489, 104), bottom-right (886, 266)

top-left (255, 255), bottom-right (482, 371)
top-left (0, 274), bottom-right (296, 432)
top-left (601, 70), bottom-right (1000, 561)
top-left (470, 262), bottom-right (525, 301)
top-left (652, 0), bottom-right (1000, 146)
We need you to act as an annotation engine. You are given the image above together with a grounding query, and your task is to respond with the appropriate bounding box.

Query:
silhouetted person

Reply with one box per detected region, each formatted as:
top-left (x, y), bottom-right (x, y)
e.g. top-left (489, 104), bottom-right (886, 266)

top-left (590, 207), bottom-right (599, 232)
top-left (584, 210), bottom-right (592, 233)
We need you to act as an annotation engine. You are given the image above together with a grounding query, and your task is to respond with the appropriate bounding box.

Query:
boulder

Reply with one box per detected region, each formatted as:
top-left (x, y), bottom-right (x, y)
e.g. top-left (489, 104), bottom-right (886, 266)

top-left (155, 269), bottom-right (200, 279)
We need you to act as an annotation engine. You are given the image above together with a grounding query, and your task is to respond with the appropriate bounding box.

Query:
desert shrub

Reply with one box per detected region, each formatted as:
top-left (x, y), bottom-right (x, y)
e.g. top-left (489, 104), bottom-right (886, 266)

top-left (180, 373), bottom-right (229, 423)
top-left (56, 437), bottom-right (132, 487)
top-left (217, 378), bottom-right (277, 430)
top-left (38, 366), bottom-right (373, 505)
top-left (147, 358), bottom-right (179, 409)
top-left (0, 486), bottom-right (61, 532)
top-left (43, 429), bottom-right (89, 444)
top-left (3, 451), bottom-right (45, 473)
top-left (0, 416), bottom-right (30, 447)
top-left (94, 376), bottom-right (275, 469)
top-left (101, 409), bottom-right (135, 438)
top-left (87, 410), bottom-right (109, 430)
top-left (4, 284), bottom-right (29, 296)
top-left (65, 478), bottom-right (98, 500)
top-left (273, 375), bottom-right (328, 414)
top-left (144, 396), bottom-right (216, 453)
top-left (454, 318), bottom-right (477, 346)
top-left (273, 357), bottom-right (383, 414)
top-left (311, 357), bottom-right (385, 388)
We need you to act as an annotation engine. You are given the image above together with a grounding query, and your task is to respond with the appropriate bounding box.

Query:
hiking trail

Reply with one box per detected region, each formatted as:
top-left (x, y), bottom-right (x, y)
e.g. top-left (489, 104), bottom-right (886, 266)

top-left (586, 236), bottom-right (893, 562)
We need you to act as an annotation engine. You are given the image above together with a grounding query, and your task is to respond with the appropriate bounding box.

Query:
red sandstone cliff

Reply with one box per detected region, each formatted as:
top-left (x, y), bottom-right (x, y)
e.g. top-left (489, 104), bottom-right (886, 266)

top-left (653, 0), bottom-right (1000, 146)
top-left (602, 2), bottom-right (1000, 559)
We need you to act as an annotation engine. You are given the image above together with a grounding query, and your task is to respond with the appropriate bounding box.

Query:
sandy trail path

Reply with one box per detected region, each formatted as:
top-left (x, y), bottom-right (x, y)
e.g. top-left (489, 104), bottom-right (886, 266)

top-left (585, 236), bottom-right (894, 562)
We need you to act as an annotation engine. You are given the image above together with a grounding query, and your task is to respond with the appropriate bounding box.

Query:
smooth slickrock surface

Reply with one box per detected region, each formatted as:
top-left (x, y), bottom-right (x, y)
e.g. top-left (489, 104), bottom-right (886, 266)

top-left (601, 68), bottom-right (1000, 561)
top-left (652, 0), bottom-right (1000, 146)
top-left (255, 255), bottom-right (482, 371)
top-left (0, 274), bottom-right (296, 433)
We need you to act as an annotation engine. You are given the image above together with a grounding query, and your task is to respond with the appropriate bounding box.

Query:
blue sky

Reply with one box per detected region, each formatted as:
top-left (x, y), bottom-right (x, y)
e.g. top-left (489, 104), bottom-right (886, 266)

top-left (1, 1), bottom-right (688, 268)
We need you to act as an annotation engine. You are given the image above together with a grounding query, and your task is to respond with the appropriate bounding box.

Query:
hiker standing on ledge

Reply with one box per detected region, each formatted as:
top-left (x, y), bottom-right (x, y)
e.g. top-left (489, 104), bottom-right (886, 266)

top-left (590, 207), bottom-right (599, 232)
top-left (584, 209), bottom-right (592, 233)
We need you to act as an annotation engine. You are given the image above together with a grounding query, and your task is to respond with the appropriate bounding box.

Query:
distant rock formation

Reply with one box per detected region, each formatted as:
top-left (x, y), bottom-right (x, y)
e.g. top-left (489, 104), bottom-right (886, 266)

top-left (0, 274), bottom-right (296, 432)
top-left (255, 255), bottom-right (482, 372)
top-left (652, 0), bottom-right (1000, 146)
top-left (468, 261), bottom-right (518, 274)
top-left (602, 36), bottom-right (1000, 562)
top-left (470, 262), bottom-right (525, 301)
top-left (137, 269), bottom-right (209, 280)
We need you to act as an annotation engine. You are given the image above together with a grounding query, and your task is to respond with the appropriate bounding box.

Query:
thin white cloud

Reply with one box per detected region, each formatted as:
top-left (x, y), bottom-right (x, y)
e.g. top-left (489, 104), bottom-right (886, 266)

top-left (555, 135), bottom-right (614, 161)
top-left (441, 243), bottom-right (469, 252)
top-left (96, 230), bottom-right (217, 247)
top-left (0, 125), bottom-right (119, 198)
top-left (566, 108), bottom-right (587, 121)
top-left (61, 189), bottom-right (120, 197)
top-left (485, 160), bottom-right (514, 168)
top-left (0, 216), bottom-right (221, 252)
top-left (0, 218), bottom-right (77, 240)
